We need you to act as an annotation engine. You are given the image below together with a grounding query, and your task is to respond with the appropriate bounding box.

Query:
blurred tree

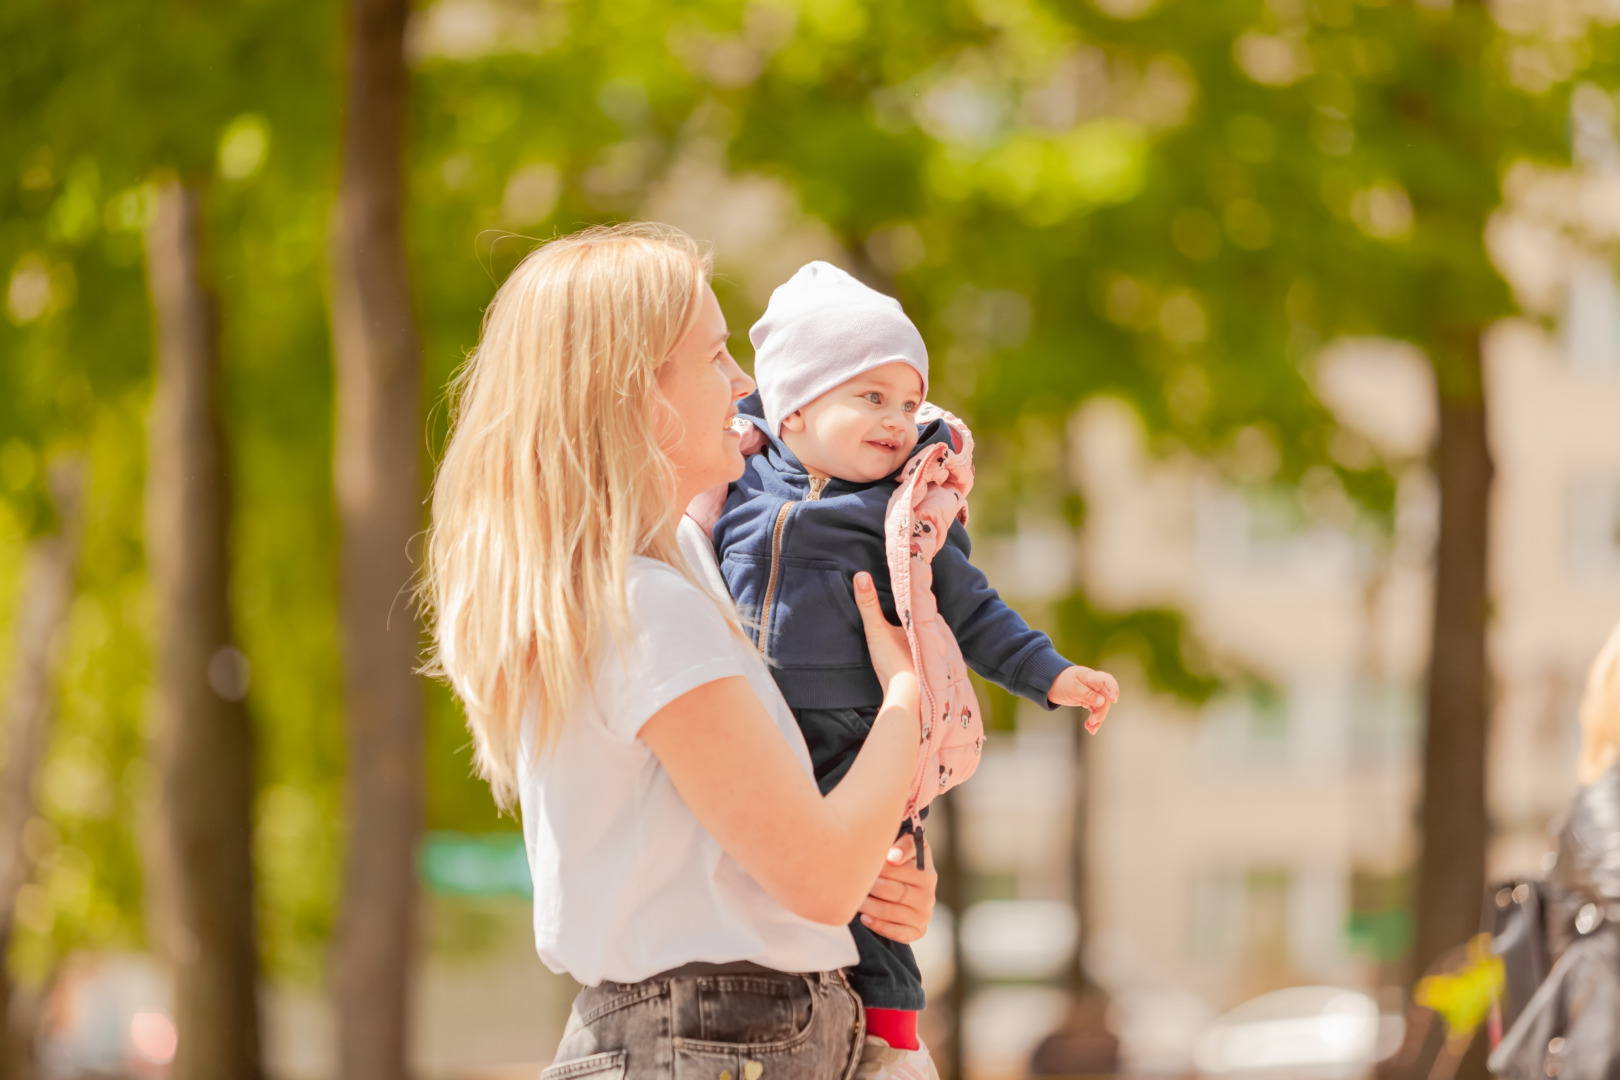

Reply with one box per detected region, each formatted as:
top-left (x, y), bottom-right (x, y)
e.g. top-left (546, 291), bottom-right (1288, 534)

top-left (0, 461), bottom-right (83, 1079)
top-left (0, 0), bottom-right (159, 1010)
top-left (329, 0), bottom-right (426, 1075)
top-left (143, 180), bottom-right (262, 1080)
top-left (1, 0), bottom-right (345, 1056)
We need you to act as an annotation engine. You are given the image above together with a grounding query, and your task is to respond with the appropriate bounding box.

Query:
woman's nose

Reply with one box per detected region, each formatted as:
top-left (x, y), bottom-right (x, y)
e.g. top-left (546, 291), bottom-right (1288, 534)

top-left (727, 355), bottom-right (755, 397)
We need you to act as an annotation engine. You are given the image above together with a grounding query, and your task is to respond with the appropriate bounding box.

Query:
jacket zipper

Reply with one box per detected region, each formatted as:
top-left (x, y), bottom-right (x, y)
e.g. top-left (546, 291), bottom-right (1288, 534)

top-left (758, 476), bottom-right (828, 660)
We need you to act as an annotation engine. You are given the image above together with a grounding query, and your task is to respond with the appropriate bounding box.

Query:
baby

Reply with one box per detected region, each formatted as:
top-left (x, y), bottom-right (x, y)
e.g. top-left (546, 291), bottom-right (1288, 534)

top-left (709, 262), bottom-right (1118, 1080)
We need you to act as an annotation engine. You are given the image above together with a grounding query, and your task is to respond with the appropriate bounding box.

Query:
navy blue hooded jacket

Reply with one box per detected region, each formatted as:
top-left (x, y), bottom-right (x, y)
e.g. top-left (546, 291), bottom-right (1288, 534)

top-left (712, 392), bottom-right (1072, 712)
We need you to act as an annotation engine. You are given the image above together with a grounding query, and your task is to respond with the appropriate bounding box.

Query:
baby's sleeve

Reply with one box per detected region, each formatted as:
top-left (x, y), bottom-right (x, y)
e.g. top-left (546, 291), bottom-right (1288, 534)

top-left (933, 522), bottom-right (1073, 709)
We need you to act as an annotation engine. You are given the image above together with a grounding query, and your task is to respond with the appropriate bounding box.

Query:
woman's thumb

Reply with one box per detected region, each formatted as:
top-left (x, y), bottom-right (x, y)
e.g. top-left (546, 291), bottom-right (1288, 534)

top-left (853, 571), bottom-right (879, 613)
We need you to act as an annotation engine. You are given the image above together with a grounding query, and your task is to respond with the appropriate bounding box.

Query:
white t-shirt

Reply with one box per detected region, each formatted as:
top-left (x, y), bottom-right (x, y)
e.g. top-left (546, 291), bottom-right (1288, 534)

top-left (517, 521), bottom-right (859, 985)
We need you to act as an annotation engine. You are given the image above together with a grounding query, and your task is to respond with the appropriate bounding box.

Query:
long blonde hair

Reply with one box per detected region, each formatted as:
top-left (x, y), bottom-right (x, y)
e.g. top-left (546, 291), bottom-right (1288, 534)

top-left (1578, 618), bottom-right (1620, 786)
top-left (423, 222), bottom-right (715, 808)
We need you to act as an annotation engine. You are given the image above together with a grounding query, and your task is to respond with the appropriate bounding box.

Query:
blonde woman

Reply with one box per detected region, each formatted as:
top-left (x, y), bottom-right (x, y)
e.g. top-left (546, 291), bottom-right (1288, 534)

top-left (424, 223), bottom-right (935, 1080)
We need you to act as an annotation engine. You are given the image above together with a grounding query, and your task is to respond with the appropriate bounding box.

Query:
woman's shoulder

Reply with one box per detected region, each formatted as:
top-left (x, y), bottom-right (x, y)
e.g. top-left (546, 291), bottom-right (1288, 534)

top-left (624, 555), bottom-right (739, 637)
top-left (627, 555), bottom-right (712, 606)
top-left (585, 557), bottom-right (754, 741)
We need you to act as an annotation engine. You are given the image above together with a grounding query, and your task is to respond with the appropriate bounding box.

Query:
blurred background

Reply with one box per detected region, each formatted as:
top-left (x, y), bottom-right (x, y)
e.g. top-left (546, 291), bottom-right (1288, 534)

top-left (4, 0), bottom-right (1620, 1078)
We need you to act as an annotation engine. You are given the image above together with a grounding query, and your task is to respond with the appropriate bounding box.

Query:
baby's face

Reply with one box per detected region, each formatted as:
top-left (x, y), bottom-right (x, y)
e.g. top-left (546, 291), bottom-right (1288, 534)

top-left (780, 362), bottom-right (924, 482)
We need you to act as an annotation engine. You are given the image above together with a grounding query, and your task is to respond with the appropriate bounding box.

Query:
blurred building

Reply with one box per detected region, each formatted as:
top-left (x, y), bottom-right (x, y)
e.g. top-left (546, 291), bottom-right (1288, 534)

top-left (1055, 160), bottom-right (1620, 1070)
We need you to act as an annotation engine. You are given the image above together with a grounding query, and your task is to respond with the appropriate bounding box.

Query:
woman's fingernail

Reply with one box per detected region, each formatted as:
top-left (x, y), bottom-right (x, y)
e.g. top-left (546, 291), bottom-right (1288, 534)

top-left (888, 847), bottom-right (904, 863)
top-left (860, 914), bottom-right (873, 925)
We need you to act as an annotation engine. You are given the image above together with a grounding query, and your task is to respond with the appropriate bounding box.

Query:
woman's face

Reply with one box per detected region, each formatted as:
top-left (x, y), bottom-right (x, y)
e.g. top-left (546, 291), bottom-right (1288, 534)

top-left (655, 283), bottom-right (754, 509)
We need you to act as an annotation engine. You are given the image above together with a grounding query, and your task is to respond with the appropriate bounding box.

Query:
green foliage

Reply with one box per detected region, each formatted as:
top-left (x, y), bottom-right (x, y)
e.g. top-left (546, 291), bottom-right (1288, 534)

top-left (1054, 592), bottom-right (1221, 705)
top-left (1, 0), bottom-right (351, 985)
top-left (6, 409), bottom-right (151, 986)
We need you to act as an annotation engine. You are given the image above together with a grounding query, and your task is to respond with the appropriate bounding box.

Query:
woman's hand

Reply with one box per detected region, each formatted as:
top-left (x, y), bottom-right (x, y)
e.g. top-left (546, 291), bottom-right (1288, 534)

top-left (853, 571), bottom-right (915, 692)
top-left (858, 834), bottom-right (937, 944)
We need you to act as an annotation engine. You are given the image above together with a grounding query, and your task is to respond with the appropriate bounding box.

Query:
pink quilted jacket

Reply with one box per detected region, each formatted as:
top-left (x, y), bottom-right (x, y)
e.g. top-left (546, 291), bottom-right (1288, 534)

top-left (687, 406), bottom-right (985, 868)
top-left (887, 406), bottom-right (983, 858)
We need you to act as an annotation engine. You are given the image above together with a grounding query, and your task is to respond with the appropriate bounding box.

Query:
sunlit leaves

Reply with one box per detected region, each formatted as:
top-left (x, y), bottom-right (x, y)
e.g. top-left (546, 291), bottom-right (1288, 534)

top-left (218, 115), bottom-right (271, 181)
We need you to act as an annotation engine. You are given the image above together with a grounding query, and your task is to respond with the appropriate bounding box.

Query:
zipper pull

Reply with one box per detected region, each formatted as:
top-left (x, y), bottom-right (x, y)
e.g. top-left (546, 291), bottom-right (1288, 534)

top-left (912, 821), bottom-right (926, 870)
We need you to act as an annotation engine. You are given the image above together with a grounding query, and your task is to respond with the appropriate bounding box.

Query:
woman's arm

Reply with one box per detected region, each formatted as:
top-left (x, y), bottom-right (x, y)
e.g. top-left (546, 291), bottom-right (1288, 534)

top-left (641, 572), bottom-right (920, 927)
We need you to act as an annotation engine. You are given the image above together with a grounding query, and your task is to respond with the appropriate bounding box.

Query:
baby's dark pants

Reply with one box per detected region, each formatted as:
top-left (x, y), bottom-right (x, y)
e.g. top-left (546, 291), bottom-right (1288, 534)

top-left (794, 704), bottom-right (927, 1012)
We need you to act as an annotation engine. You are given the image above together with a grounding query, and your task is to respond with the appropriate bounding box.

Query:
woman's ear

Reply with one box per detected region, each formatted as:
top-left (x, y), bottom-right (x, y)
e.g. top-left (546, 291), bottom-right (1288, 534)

top-left (781, 410), bottom-right (806, 434)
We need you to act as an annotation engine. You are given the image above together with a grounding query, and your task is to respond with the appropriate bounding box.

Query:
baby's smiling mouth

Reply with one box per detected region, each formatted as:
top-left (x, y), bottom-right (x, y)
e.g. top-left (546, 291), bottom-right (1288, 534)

top-left (866, 438), bottom-right (899, 453)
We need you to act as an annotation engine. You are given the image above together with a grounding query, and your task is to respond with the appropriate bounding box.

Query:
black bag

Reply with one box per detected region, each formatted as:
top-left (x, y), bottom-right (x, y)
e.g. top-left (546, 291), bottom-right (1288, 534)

top-left (1486, 879), bottom-right (1552, 1037)
top-left (1486, 768), bottom-right (1620, 1078)
top-left (1488, 920), bottom-right (1620, 1080)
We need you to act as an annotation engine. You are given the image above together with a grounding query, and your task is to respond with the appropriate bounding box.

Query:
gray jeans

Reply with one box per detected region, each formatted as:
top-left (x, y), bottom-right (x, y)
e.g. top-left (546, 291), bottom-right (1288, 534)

top-left (544, 963), bottom-right (866, 1080)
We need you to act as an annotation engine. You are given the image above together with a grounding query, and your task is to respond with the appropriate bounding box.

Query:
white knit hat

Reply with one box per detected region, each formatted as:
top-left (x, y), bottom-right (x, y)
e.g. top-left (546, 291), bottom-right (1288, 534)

top-left (750, 261), bottom-right (929, 436)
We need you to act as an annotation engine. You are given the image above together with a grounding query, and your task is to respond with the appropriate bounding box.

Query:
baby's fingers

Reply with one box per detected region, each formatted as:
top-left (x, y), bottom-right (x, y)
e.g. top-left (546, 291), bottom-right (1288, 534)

top-left (1082, 669), bottom-right (1120, 702)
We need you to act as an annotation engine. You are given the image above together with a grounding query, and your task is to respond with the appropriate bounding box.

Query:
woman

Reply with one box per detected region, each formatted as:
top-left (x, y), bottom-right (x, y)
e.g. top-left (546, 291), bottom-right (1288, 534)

top-left (422, 223), bottom-right (936, 1080)
top-left (1490, 620), bottom-right (1620, 1080)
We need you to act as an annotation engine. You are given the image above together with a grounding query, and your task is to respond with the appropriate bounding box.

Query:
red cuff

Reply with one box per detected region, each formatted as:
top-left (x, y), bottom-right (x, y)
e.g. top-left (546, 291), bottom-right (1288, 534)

top-left (864, 1007), bottom-right (919, 1051)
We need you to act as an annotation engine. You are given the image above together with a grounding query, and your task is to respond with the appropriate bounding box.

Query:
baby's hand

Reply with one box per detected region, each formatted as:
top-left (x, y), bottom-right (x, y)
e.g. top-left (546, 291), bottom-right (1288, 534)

top-left (1048, 666), bottom-right (1119, 732)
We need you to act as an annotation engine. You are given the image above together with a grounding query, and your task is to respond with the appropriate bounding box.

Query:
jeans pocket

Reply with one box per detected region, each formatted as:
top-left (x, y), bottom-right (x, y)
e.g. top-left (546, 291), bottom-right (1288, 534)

top-left (672, 1042), bottom-right (804, 1080)
top-left (696, 976), bottom-right (812, 1045)
top-left (676, 976), bottom-right (862, 1080)
top-left (542, 1050), bottom-right (629, 1080)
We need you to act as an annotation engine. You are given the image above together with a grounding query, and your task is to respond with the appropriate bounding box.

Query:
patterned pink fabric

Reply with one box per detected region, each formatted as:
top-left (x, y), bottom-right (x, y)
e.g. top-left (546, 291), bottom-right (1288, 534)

top-left (884, 406), bottom-right (983, 842)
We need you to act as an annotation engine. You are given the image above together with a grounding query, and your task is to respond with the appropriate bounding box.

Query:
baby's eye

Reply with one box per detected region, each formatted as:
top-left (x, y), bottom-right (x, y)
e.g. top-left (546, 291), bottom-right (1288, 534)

top-left (865, 392), bottom-right (883, 405)
top-left (903, 401), bottom-right (917, 413)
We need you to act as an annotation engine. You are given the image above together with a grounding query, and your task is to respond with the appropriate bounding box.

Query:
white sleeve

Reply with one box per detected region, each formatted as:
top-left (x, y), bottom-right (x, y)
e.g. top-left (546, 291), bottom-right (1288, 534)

top-left (591, 563), bottom-right (749, 742)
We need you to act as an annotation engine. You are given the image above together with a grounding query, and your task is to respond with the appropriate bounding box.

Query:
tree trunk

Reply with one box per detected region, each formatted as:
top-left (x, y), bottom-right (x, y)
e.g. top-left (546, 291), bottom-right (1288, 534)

top-left (329, 0), bottom-right (424, 1074)
top-left (1412, 344), bottom-right (1493, 985)
top-left (0, 461), bottom-right (86, 1080)
top-left (936, 790), bottom-right (967, 1080)
top-left (1068, 726), bottom-right (1094, 1000)
top-left (1028, 722), bottom-right (1119, 1079)
top-left (143, 180), bottom-right (263, 1080)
